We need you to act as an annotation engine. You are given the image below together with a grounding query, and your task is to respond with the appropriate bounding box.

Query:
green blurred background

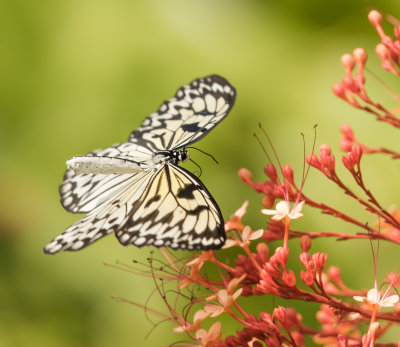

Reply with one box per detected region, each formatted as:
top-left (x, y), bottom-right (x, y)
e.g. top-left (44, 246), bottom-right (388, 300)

top-left (1, 0), bottom-right (400, 346)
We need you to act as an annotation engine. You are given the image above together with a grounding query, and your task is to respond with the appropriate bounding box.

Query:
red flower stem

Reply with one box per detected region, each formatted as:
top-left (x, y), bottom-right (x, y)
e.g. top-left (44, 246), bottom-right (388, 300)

top-left (225, 307), bottom-right (250, 326)
top-left (243, 246), bottom-right (263, 272)
top-left (308, 283), bottom-right (321, 295)
top-left (160, 247), bottom-right (181, 272)
top-left (352, 168), bottom-right (400, 228)
top-left (367, 306), bottom-right (379, 346)
top-left (316, 272), bottom-right (328, 297)
top-left (283, 217), bottom-right (290, 250)
top-left (289, 228), bottom-right (399, 243)
top-left (105, 262), bottom-right (180, 281)
top-left (301, 196), bottom-right (379, 234)
top-left (212, 258), bottom-right (237, 274)
top-left (289, 182), bottom-right (383, 233)
top-left (361, 105), bottom-right (400, 128)
top-left (363, 146), bottom-right (400, 158)
top-left (328, 171), bottom-right (392, 225)
top-left (233, 300), bottom-right (250, 319)
top-left (111, 295), bottom-right (175, 321)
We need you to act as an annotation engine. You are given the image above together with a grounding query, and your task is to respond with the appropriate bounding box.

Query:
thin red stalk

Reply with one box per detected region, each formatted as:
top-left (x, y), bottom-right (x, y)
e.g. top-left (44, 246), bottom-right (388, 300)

top-left (289, 229), bottom-right (399, 243)
top-left (351, 166), bottom-right (400, 228)
top-left (242, 246), bottom-right (262, 272)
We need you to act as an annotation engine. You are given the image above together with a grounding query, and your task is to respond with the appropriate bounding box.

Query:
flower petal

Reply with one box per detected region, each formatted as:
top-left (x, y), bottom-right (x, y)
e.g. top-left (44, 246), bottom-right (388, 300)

top-left (380, 294), bottom-right (399, 307)
top-left (222, 239), bottom-right (238, 249)
top-left (232, 288), bottom-right (243, 300)
top-left (261, 208), bottom-right (278, 216)
top-left (235, 201), bottom-right (249, 217)
top-left (353, 295), bottom-right (365, 303)
top-left (249, 228), bottom-right (264, 240)
top-left (276, 201), bottom-right (290, 213)
top-left (367, 288), bottom-right (380, 304)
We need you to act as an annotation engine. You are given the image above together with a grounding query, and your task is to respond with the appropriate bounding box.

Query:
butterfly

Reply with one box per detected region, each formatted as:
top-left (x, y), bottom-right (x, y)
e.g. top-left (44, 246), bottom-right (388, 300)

top-left (43, 75), bottom-right (236, 254)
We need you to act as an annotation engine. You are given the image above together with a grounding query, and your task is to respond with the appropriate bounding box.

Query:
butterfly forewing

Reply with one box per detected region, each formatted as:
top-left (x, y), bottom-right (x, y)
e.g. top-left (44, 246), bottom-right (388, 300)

top-left (128, 75), bottom-right (236, 151)
top-left (45, 171), bottom-right (154, 254)
top-left (116, 164), bottom-right (225, 250)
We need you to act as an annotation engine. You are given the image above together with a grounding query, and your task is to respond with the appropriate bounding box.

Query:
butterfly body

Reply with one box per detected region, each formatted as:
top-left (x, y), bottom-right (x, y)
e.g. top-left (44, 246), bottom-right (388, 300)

top-left (44, 75), bottom-right (236, 254)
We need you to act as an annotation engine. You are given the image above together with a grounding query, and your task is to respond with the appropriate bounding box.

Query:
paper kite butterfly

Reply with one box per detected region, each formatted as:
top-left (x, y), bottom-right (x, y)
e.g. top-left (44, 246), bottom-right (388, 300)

top-left (44, 75), bottom-right (236, 254)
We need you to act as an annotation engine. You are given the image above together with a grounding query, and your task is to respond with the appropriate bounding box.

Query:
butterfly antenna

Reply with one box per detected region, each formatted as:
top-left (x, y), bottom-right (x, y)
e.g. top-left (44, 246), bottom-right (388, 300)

top-left (186, 146), bottom-right (219, 164)
top-left (189, 158), bottom-right (203, 177)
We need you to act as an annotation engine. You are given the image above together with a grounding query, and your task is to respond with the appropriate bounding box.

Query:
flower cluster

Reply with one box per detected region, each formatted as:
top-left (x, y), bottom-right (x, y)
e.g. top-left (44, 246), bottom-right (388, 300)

top-left (116, 9), bottom-right (400, 347)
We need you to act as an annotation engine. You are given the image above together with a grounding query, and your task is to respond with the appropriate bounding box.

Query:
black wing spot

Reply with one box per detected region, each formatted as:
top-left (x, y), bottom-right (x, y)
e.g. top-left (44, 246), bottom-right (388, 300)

top-left (181, 123), bottom-right (201, 132)
top-left (177, 184), bottom-right (198, 199)
top-left (145, 194), bottom-right (161, 208)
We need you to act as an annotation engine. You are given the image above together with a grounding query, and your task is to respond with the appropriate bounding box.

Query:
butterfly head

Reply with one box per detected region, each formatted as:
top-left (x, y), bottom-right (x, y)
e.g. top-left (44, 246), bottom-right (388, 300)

top-left (152, 149), bottom-right (190, 166)
top-left (176, 148), bottom-right (190, 164)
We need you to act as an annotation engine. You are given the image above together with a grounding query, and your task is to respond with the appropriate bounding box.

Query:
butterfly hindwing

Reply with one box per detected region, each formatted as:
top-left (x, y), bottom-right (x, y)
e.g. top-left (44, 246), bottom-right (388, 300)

top-left (44, 171), bottom-right (154, 253)
top-left (116, 164), bottom-right (225, 250)
top-left (128, 75), bottom-right (236, 151)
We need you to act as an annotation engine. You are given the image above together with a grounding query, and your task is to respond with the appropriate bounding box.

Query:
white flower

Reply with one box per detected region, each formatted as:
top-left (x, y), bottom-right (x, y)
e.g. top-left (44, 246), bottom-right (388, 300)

top-left (354, 287), bottom-right (399, 308)
top-left (222, 226), bottom-right (264, 249)
top-left (262, 200), bottom-right (305, 221)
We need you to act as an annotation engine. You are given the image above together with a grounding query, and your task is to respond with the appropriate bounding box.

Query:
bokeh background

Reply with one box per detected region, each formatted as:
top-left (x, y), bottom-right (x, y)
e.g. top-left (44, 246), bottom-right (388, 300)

top-left (1, 0), bottom-right (399, 346)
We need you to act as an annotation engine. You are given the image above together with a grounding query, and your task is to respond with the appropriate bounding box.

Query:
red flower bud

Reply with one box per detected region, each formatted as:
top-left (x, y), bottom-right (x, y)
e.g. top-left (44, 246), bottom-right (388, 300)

top-left (273, 306), bottom-right (287, 325)
top-left (265, 164), bottom-right (278, 182)
top-left (274, 247), bottom-right (289, 267)
top-left (340, 138), bottom-right (353, 152)
top-left (376, 43), bottom-right (389, 61)
top-left (260, 312), bottom-right (273, 325)
top-left (262, 196), bottom-right (275, 208)
top-left (368, 10), bottom-right (382, 29)
top-left (300, 235), bottom-right (312, 252)
top-left (332, 83), bottom-right (347, 100)
top-left (351, 145), bottom-right (363, 164)
top-left (395, 26), bottom-right (400, 41)
top-left (319, 145), bottom-right (336, 172)
top-left (340, 123), bottom-right (354, 139)
top-left (343, 76), bottom-right (357, 92)
top-left (306, 154), bottom-right (322, 170)
top-left (282, 165), bottom-right (294, 183)
top-left (353, 47), bottom-right (367, 65)
top-left (319, 144), bottom-right (330, 157)
top-left (342, 152), bottom-right (355, 171)
top-left (312, 253), bottom-right (328, 274)
top-left (386, 272), bottom-right (400, 287)
top-left (341, 53), bottom-right (354, 72)
top-left (301, 270), bottom-right (314, 286)
top-left (299, 252), bottom-right (310, 267)
top-left (283, 270), bottom-right (296, 287)
top-left (238, 168), bottom-right (253, 184)
top-left (327, 266), bottom-right (341, 284)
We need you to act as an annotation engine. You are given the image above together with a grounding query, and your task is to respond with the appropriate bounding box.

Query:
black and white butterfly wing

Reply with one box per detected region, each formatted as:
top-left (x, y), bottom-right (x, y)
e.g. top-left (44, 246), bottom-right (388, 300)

top-left (60, 142), bottom-right (153, 214)
top-left (116, 164), bottom-right (225, 250)
top-left (44, 170), bottom-right (154, 254)
top-left (128, 75), bottom-right (236, 151)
